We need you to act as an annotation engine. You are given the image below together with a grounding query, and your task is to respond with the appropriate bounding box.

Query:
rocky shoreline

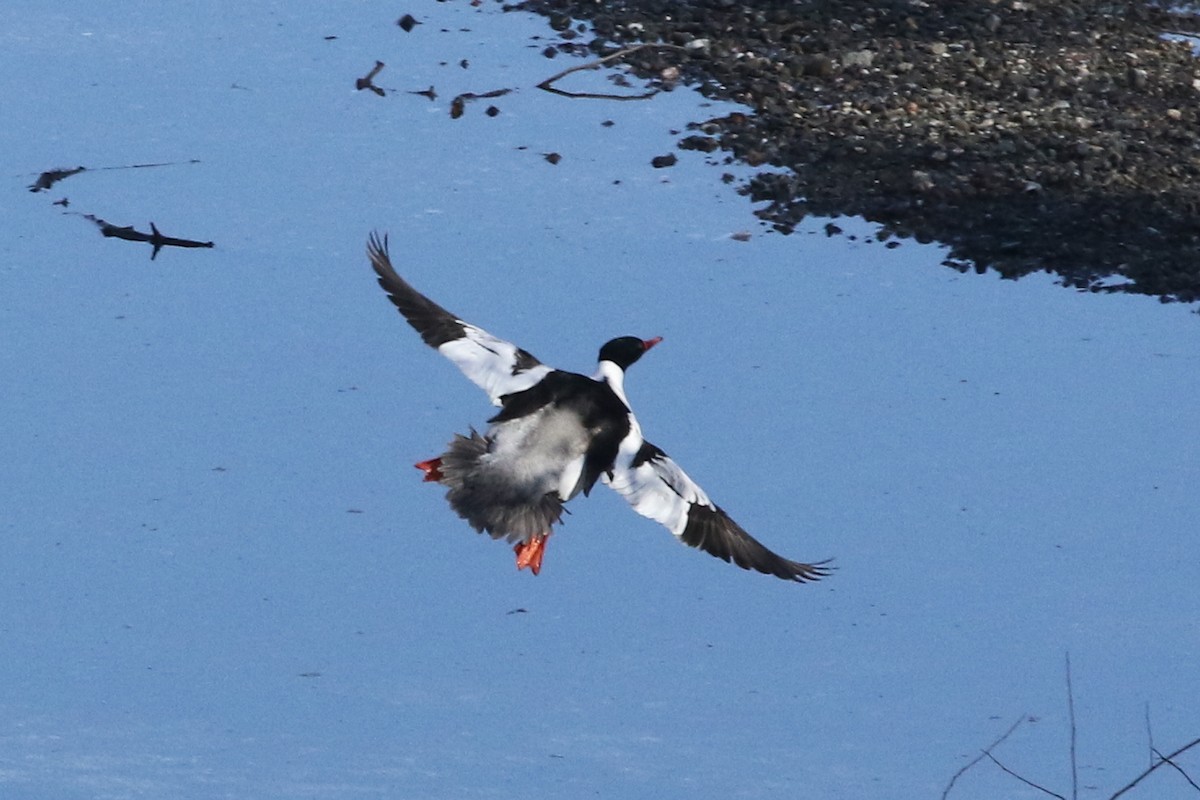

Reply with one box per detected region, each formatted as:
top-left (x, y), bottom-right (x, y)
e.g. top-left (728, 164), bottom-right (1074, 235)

top-left (514, 0), bottom-right (1200, 303)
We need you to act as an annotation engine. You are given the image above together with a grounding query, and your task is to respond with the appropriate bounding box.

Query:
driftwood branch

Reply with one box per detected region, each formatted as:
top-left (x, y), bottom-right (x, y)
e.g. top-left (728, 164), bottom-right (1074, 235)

top-left (81, 215), bottom-right (213, 260)
top-left (536, 43), bottom-right (688, 100)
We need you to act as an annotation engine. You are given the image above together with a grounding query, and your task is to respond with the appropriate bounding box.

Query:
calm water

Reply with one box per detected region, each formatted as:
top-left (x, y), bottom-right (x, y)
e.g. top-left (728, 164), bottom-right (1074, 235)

top-left (3, 3), bottom-right (1198, 798)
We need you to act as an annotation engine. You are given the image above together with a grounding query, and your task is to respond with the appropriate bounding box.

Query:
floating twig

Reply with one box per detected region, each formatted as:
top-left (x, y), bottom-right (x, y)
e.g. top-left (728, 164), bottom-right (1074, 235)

top-left (356, 61), bottom-right (386, 96)
top-left (80, 215), bottom-right (214, 260)
top-left (536, 43), bottom-right (688, 100)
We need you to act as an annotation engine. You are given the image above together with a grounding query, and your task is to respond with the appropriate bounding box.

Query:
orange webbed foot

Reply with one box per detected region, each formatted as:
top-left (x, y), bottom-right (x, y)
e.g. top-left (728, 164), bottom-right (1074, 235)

top-left (414, 458), bottom-right (443, 482)
top-left (514, 533), bottom-right (549, 575)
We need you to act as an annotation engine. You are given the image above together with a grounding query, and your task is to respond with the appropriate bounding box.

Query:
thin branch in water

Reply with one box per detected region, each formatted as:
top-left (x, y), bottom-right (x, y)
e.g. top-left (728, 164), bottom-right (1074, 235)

top-left (941, 715), bottom-right (1026, 800)
top-left (93, 160), bottom-right (200, 172)
top-left (1145, 702), bottom-right (1155, 770)
top-left (1066, 652), bottom-right (1078, 800)
top-left (1109, 737), bottom-right (1200, 799)
top-left (1151, 747), bottom-right (1200, 793)
top-left (984, 751), bottom-right (1067, 800)
top-left (540, 85), bottom-right (658, 101)
top-left (28, 160), bottom-right (199, 192)
top-left (536, 43), bottom-right (687, 100)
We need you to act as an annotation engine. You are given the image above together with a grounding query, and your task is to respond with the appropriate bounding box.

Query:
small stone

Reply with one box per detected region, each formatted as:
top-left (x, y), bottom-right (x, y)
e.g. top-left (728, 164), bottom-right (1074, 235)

top-left (802, 55), bottom-right (834, 77)
top-left (842, 49), bottom-right (874, 68)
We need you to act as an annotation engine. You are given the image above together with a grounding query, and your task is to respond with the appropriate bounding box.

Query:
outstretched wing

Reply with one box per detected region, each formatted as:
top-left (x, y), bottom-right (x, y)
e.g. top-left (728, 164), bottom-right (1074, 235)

top-left (606, 441), bottom-right (832, 583)
top-left (367, 232), bottom-right (552, 405)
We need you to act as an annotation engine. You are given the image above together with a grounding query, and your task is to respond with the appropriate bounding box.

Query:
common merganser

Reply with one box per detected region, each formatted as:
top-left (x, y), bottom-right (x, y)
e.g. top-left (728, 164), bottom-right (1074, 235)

top-left (367, 233), bottom-right (831, 583)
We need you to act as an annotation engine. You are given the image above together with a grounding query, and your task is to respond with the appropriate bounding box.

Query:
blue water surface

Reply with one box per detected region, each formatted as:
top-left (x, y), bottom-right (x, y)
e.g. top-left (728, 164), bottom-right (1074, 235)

top-left (2, 2), bottom-right (1198, 798)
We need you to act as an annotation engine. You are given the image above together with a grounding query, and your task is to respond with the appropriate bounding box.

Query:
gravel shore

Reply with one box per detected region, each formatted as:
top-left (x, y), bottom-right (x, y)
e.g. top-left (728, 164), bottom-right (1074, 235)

top-left (516, 0), bottom-right (1200, 303)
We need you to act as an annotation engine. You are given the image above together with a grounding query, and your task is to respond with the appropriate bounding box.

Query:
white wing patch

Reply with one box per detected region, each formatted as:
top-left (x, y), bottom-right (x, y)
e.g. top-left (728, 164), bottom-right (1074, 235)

top-left (605, 445), bottom-right (712, 537)
top-left (606, 438), bottom-right (832, 583)
top-left (438, 325), bottom-right (552, 406)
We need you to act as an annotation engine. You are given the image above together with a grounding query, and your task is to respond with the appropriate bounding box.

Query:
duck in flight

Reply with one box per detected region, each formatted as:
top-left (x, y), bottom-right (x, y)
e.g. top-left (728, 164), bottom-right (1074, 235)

top-left (366, 233), bottom-right (831, 582)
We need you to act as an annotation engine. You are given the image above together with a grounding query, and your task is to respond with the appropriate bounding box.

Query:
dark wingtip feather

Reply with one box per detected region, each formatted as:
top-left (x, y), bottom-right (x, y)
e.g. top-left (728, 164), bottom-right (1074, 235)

top-left (681, 503), bottom-right (833, 584)
top-left (786, 558), bottom-right (835, 584)
top-left (367, 230), bottom-right (389, 263)
top-left (366, 230), bottom-right (466, 348)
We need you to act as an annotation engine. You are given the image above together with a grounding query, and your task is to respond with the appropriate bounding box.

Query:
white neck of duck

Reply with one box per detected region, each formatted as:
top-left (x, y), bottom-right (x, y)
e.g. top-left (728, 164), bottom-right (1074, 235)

top-left (594, 359), bottom-right (632, 408)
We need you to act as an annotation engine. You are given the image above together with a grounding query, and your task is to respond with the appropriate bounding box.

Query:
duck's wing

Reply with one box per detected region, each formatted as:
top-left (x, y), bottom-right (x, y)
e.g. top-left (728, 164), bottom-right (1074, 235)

top-left (368, 232), bottom-right (552, 405)
top-left (606, 441), bottom-right (832, 583)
